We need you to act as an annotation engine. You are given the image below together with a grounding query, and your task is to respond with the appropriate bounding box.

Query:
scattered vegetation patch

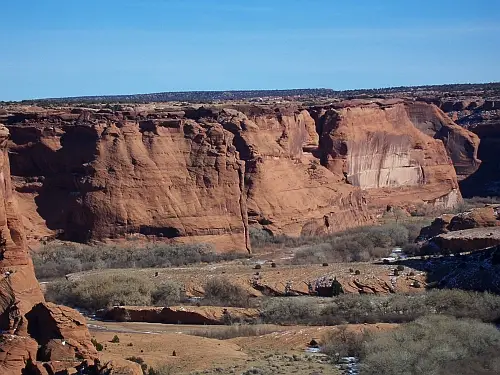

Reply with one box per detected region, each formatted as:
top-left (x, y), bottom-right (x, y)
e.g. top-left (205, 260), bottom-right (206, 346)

top-left (188, 324), bottom-right (280, 340)
top-left (260, 290), bottom-right (500, 326)
top-left (321, 325), bottom-right (366, 360)
top-left (203, 277), bottom-right (252, 308)
top-left (33, 243), bottom-right (245, 280)
top-left (359, 315), bottom-right (500, 375)
top-left (91, 338), bottom-right (103, 351)
top-left (151, 280), bottom-right (182, 306)
top-left (45, 274), bottom-right (154, 311)
top-left (251, 223), bottom-right (429, 264)
top-left (260, 298), bottom-right (320, 325)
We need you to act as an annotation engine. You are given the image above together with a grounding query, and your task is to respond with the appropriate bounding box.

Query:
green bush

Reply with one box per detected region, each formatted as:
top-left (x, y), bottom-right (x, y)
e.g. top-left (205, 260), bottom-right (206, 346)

top-left (111, 335), bottom-right (120, 343)
top-left (359, 315), bottom-right (500, 375)
top-left (91, 338), bottom-right (103, 351)
top-left (203, 277), bottom-right (251, 308)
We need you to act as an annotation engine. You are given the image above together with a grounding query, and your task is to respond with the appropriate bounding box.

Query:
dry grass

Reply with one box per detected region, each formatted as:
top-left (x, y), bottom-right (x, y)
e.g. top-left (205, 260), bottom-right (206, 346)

top-left (33, 242), bottom-right (246, 280)
top-left (260, 290), bottom-right (500, 326)
top-left (187, 324), bottom-right (280, 340)
top-left (360, 315), bottom-right (500, 375)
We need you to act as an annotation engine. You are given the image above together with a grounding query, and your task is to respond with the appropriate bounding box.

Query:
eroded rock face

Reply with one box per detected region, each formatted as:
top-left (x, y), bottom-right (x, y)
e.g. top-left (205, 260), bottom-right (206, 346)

top-left (312, 102), bottom-right (464, 210)
top-left (0, 125), bottom-right (99, 375)
top-left (103, 305), bottom-right (260, 325)
top-left (435, 96), bottom-right (500, 196)
top-left (1, 100), bottom-right (473, 249)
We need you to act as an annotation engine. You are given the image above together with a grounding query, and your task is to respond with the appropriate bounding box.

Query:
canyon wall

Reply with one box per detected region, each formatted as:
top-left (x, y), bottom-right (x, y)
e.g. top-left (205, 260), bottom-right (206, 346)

top-left (0, 100), bottom-right (477, 251)
top-left (0, 125), bottom-right (98, 375)
top-left (310, 101), bottom-right (466, 210)
top-left (436, 97), bottom-right (500, 197)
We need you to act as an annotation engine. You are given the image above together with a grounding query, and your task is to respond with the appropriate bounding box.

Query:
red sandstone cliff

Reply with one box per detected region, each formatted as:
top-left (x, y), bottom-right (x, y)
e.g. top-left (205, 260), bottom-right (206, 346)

top-left (0, 100), bottom-right (478, 251)
top-left (0, 125), bottom-right (98, 375)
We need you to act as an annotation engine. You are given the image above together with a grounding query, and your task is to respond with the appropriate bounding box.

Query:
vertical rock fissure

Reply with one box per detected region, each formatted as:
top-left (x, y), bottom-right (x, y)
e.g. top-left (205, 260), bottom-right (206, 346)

top-left (237, 160), bottom-right (250, 253)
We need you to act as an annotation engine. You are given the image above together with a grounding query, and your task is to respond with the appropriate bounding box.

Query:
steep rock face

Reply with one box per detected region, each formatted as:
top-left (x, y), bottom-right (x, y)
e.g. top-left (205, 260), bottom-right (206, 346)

top-left (431, 96), bottom-right (500, 196)
top-left (5, 106), bottom-right (372, 245)
top-left (406, 102), bottom-right (481, 180)
top-left (0, 125), bottom-right (99, 375)
top-left (219, 106), bottom-right (372, 237)
top-left (1, 101), bottom-right (474, 249)
top-left (312, 102), bottom-right (464, 210)
top-left (7, 115), bottom-right (249, 252)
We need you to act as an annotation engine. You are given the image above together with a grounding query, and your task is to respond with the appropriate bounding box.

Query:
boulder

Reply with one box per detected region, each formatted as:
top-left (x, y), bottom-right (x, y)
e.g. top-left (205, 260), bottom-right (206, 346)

top-left (419, 207), bottom-right (500, 242)
top-left (97, 359), bottom-right (143, 375)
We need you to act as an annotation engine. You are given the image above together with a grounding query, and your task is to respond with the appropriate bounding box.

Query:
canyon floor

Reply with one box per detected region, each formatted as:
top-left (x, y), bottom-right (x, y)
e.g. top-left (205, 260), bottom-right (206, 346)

top-left (88, 320), bottom-right (395, 375)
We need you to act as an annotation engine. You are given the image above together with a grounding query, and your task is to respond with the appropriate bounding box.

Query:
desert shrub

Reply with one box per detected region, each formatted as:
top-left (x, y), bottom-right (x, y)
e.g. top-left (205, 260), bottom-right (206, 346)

top-left (111, 335), bottom-right (120, 343)
top-left (463, 196), bottom-right (500, 208)
top-left (91, 338), bottom-right (103, 351)
top-left (151, 281), bottom-right (182, 306)
top-left (291, 224), bottom-right (417, 264)
top-left (203, 277), bottom-right (251, 307)
top-left (260, 298), bottom-right (320, 325)
top-left (259, 291), bottom-right (500, 326)
top-left (321, 325), bottom-right (366, 360)
top-left (33, 243), bottom-right (245, 280)
top-left (147, 365), bottom-right (175, 375)
top-left (45, 274), bottom-right (153, 311)
top-left (251, 220), bottom-right (431, 263)
top-left (188, 324), bottom-right (280, 340)
top-left (359, 315), bottom-right (500, 375)
top-left (249, 228), bottom-right (274, 247)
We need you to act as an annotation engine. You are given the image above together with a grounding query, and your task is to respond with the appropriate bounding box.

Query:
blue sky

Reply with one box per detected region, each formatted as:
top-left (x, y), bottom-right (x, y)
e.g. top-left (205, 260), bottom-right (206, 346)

top-left (1, 0), bottom-right (499, 100)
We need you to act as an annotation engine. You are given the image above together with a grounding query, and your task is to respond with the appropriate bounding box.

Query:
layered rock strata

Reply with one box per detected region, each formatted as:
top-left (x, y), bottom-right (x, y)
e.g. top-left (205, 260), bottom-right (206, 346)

top-left (0, 100), bottom-right (475, 250)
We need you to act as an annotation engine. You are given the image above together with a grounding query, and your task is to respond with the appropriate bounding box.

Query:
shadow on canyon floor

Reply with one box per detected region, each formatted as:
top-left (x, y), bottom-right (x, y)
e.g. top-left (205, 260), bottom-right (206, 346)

top-left (396, 246), bottom-right (500, 294)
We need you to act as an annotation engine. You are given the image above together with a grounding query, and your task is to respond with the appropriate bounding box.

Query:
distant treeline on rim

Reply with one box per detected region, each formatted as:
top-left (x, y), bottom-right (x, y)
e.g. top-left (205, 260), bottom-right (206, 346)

top-left (11, 82), bottom-right (500, 105)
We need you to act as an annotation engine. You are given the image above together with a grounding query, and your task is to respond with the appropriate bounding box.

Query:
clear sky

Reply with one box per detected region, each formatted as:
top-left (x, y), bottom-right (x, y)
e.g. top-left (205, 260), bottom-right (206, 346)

top-left (1, 0), bottom-right (499, 100)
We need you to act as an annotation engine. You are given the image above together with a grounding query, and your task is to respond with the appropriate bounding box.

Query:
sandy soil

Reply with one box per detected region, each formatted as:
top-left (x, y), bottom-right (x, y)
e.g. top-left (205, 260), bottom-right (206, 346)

top-left (89, 320), bottom-right (395, 374)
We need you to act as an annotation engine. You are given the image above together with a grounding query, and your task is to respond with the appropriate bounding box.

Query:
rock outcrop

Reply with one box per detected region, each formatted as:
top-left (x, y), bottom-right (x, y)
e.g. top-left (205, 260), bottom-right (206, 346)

top-left (103, 305), bottom-right (259, 325)
top-left (419, 206), bottom-right (500, 240)
top-left (419, 206), bottom-right (500, 253)
top-left (0, 125), bottom-right (105, 375)
top-left (0, 100), bottom-right (473, 250)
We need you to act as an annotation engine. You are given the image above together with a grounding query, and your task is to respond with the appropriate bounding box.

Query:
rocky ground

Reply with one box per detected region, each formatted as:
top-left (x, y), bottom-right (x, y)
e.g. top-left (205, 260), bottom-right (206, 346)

top-left (68, 257), bottom-right (427, 300)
